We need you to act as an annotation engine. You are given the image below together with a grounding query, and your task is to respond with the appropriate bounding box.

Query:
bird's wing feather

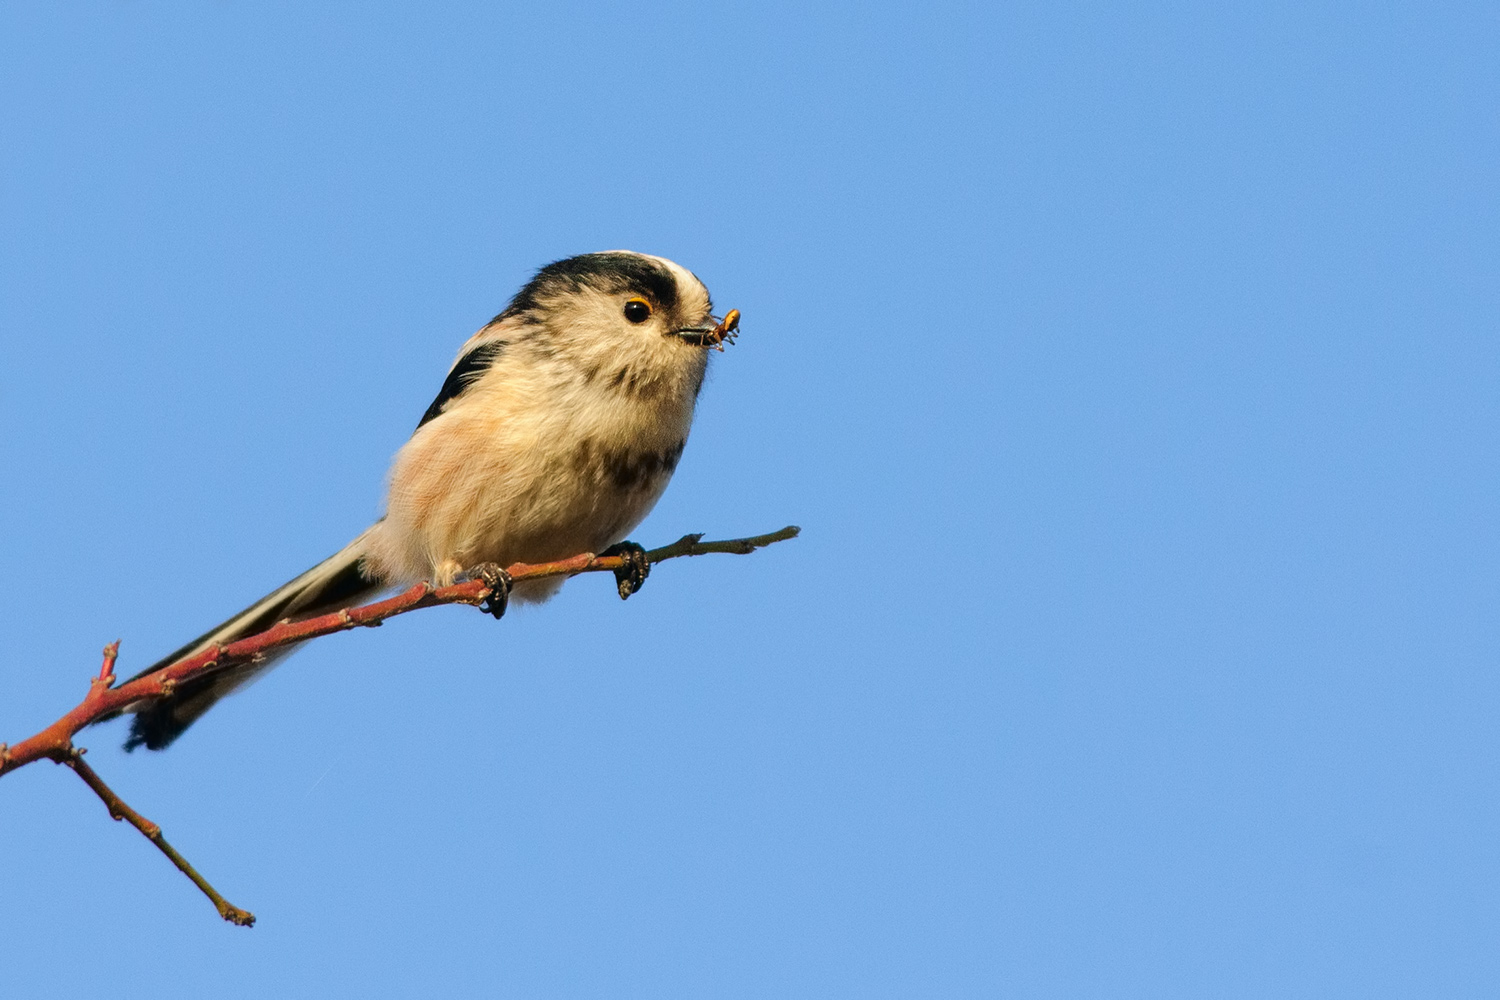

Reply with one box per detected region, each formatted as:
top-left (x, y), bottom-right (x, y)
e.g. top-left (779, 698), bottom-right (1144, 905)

top-left (416, 340), bottom-right (508, 429)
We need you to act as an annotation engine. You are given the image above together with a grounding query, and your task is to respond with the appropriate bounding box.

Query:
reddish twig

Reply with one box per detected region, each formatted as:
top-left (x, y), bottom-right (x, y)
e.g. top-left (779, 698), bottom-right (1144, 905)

top-left (1, 525), bottom-right (798, 925)
top-left (62, 748), bottom-right (256, 926)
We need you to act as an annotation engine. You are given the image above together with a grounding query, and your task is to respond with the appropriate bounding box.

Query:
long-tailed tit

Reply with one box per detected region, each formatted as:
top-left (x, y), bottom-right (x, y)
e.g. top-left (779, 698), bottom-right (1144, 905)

top-left (118, 251), bottom-right (738, 750)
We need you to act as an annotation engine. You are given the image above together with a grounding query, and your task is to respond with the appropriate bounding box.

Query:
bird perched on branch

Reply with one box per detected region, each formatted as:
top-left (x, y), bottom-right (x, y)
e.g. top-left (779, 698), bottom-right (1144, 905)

top-left (118, 251), bottom-right (739, 751)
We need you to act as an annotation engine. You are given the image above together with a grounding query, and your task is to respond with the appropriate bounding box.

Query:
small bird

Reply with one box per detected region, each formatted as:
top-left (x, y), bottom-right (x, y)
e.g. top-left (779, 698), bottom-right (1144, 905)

top-left (120, 251), bottom-right (738, 751)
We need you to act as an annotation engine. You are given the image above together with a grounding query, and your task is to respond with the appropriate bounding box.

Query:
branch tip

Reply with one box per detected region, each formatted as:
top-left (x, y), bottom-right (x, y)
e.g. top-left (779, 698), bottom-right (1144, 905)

top-left (97, 641), bottom-right (121, 686)
top-left (64, 751), bottom-right (254, 927)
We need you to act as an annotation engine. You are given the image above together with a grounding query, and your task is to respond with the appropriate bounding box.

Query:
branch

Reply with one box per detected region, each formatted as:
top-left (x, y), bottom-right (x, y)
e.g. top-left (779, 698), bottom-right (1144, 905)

top-left (63, 749), bottom-right (256, 926)
top-left (1, 525), bottom-right (798, 924)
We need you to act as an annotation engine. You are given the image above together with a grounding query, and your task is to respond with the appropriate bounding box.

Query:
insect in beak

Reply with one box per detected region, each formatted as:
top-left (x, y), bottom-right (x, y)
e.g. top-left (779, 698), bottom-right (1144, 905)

top-left (672, 309), bottom-right (740, 351)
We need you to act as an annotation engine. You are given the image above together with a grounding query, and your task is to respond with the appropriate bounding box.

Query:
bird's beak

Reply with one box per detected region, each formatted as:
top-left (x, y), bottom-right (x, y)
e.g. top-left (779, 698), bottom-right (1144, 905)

top-left (671, 309), bottom-right (740, 351)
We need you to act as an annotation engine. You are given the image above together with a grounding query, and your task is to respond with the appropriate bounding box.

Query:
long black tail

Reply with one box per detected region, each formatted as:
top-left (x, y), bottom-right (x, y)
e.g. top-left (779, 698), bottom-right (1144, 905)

top-left (119, 529), bottom-right (384, 751)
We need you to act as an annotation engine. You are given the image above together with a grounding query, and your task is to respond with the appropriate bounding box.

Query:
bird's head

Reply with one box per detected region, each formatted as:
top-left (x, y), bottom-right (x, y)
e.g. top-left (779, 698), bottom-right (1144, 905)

top-left (497, 251), bottom-right (738, 379)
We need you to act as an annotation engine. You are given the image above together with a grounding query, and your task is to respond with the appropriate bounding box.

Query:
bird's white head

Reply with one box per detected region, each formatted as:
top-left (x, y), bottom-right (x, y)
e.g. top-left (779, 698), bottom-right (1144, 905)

top-left (492, 251), bottom-right (736, 392)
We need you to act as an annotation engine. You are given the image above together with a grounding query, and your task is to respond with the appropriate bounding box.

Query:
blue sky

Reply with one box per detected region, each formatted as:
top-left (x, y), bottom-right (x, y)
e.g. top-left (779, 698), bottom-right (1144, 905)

top-left (1, 2), bottom-right (1497, 996)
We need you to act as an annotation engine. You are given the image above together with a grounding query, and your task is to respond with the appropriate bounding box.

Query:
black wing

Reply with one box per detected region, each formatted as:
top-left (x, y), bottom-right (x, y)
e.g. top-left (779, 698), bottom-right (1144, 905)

top-left (416, 340), bottom-right (508, 429)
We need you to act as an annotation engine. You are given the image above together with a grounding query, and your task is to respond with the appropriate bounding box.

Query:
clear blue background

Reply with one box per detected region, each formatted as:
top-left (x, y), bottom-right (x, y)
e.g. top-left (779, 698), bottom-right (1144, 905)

top-left (2, 3), bottom-right (1496, 996)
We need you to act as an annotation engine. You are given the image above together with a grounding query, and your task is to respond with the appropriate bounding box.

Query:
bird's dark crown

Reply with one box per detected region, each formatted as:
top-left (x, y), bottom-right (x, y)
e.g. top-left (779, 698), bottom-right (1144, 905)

top-left (496, 252), bottom-right (681, 324)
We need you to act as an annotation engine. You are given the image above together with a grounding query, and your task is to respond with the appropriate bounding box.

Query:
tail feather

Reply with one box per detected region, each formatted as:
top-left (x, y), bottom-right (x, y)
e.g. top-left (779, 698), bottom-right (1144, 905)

top-left (119, 529), bottom-right (384, 751)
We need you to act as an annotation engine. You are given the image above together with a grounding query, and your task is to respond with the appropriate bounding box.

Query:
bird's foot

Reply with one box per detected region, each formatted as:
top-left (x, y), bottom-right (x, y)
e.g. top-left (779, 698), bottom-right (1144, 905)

top-left (467, 562), bottom-right (512, 619)
top-left (600, 541), bottom-right (650, 600)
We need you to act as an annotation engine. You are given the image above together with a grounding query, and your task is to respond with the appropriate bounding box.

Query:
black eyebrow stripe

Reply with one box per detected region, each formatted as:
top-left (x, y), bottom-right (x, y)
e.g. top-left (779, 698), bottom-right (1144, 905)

top-left (416, 340), bottom-right (508, 429)
top-left (496, 252), bottom-right (680, 321)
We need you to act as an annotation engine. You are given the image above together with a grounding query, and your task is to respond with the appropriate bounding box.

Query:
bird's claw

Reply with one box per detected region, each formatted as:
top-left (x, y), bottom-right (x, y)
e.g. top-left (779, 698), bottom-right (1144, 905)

top-left (601, 541), bottom-right (650, 600)
top-left (469, 563), bottom-right (512, 619)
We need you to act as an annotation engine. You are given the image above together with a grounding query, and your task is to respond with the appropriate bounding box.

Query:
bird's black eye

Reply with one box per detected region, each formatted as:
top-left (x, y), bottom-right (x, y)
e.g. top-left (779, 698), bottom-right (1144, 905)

top-left (623, 298), bottom-right (652, 324)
